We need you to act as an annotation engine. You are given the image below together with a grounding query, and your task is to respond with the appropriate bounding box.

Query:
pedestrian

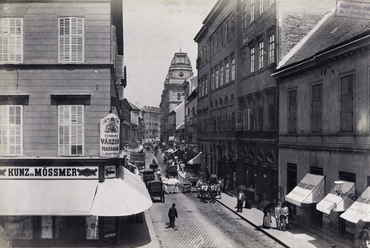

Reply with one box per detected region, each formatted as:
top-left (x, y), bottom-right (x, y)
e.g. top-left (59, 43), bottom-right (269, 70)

top-left (280, 202), bottom-right (289, 231)
top-left (274, 201), bottom-right (282, 230)
top-left (358, 225), bottom-right (369, 248)
top-left (168, 203), bottom-right (178, 229)
top-left (236, 190), bottom-right (245, 213)
top-left (262, 203), bottom-right (272, 229)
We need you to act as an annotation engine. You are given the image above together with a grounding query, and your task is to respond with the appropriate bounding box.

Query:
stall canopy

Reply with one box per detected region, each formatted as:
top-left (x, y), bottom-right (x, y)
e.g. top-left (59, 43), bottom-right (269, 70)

top-left (0, 167), bottom-right (152, 216)
top-left (285, 173), bottom-right (325, 207)
top-left (187, 152), bottom-right (202, 165)
top-left (316, 181), bottom-right (355, 214)
top-left (340, 186), bottom-right (370, 223)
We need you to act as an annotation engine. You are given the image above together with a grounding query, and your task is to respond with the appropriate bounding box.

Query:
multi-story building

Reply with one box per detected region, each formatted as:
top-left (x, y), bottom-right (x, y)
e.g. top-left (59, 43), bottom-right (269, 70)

top-left (142, 106), bottom-right (161, 141)
top-left (160, 51), bottom-right (193, 145)
top-left (194, 0), bottom-right (240, 188)
top-left (0, 0), bottom-right (151, 246)
top-left (273, 10), bottom-right (370, 245)
top-left (182, 76), bottom-right (198, 146)
top-left (194, 0), bottom-right (332, 201)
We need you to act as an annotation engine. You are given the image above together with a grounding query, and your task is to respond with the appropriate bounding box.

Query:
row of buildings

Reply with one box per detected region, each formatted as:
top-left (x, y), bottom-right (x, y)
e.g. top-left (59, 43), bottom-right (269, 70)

top-left (159, 0), bottom-right (370, 245)
top-left (0, 0), bottom-right (158, 246)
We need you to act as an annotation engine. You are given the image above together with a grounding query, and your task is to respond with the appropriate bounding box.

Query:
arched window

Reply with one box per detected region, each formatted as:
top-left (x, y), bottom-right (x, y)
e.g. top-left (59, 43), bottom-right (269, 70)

top-left (177, 93), bottom-right (181, 100)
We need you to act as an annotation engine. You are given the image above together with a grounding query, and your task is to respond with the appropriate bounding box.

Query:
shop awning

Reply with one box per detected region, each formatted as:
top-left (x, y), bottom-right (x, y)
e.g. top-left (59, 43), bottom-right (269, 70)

top-left (340, 186), bottom-right (370, 223)
top-left (0, 168), bottom-right (152, 217)
top-left (176, 122), bottom-right (184, 130)
top-left (0, 180), bottom-right (98, 216)
top-left (316, 181), bottom-right (355, 214)
top-left (285, 173), bottom-right (325, 207)
top-left (187, 152), bottom-right (202, 165)
top-left (90, 167), bottom-right (152, 216)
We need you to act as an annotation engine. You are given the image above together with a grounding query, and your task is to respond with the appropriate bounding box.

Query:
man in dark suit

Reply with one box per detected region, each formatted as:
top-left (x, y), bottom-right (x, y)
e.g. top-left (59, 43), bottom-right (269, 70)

top-left (168, 203), bottom-right (178, 228)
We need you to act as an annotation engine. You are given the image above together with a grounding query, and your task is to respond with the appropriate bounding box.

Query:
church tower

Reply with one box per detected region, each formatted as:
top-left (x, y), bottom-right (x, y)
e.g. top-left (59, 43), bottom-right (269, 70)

top-left (160, 51), bottom-right (193, 144)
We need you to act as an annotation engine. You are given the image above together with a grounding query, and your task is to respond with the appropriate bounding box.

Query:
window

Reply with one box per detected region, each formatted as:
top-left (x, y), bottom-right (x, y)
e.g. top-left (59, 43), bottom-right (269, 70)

top-left (58, 17), bottom-right (84, 63)
top-left (0, 18), bottom-right (23, 64)
top-left (288, 89), bottom-right (297, 133)
top-left (225, 60), bottom-right (230, 83)
top-left (231, 57), bottom-right (236, 81)
top-left (215, 67), bottom-right (219, 88)
top-left (250, 47), bottom-right (255, 73)
top-left (177, 93), bottom-right (182, 101)
top-left (205, 78), bottom-right (208, 95)
top-left (259, 0), bottom-right (264, 14)
top-left (211, 70), bottom-right (215, 90)
top-left (0, 105), bottom-right (22, 156)
top-left (269, 34), bottom-right (275, 64)
top-left (220, 64), bottom-right (224, 86)
top-left (244, 4), bottom-right (248, 28)
top-left (312, 83), bottom-right (322, 133)
top-left (251, 0), bottom-right (255, 22)
top-left (258, 41), bottom-right (264, 69)
top-left (58, 105), bottom-right (84, 156)
top-left (340, 74), bottom-right (353, 131)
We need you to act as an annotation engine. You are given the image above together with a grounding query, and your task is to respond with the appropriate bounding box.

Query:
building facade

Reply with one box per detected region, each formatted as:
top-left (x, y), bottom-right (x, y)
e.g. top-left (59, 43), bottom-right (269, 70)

top-left (0, 0), bottom-right (151, 246)
top-left (273, 10), bottom-right (370, 244)
top-left (142, 106), bottom-right (161, 141)
top-left (160, 52), bottom-right (193, 145)
top-left (194, 0), bottom-right (331, 199)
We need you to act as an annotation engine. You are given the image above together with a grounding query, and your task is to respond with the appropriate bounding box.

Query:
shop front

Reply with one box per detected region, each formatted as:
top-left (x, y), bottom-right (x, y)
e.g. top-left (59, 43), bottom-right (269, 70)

top-left (340, 186), bottom-right (370, 244)
top-left (0, 158), bottom-right (152, 247)
top-left (285, 173), bottom-right (325, 227)
top-left (316, 181), bottom-right (355, 235)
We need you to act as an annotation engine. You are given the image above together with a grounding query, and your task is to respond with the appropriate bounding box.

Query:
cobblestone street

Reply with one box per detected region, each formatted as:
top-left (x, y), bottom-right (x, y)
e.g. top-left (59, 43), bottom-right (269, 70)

top-left (147, 151), bottom-right (283, 248)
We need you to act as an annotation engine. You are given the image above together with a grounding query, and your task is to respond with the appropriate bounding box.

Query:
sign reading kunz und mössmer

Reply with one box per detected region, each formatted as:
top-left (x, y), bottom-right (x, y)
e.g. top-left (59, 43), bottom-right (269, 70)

top-left (0, 166), bottom-right (99, 179)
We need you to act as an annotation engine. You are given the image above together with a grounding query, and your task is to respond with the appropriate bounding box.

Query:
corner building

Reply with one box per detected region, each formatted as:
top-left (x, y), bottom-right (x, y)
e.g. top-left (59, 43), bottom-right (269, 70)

top-left (0, 0), bottom-right (151, 246)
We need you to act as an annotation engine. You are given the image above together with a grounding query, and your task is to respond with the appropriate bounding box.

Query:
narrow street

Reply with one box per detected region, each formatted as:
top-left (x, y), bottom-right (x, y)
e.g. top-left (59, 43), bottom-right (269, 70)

top-left (144, 150), bottom-right (284, 248)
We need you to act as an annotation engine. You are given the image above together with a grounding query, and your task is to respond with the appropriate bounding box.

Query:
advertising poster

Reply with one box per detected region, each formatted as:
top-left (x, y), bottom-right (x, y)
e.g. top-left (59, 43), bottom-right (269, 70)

top-left (100, 113), bottom-right (120, 157)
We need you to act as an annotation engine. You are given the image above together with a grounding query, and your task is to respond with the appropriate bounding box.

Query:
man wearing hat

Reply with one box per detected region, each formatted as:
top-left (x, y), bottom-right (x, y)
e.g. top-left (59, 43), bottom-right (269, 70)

top-left (168, 203), bottom-right (178, 229)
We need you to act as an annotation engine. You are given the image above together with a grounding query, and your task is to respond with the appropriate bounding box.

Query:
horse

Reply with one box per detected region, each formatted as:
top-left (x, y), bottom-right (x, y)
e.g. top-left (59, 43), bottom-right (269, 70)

top-left (199, 184), bottom-right (209, 202)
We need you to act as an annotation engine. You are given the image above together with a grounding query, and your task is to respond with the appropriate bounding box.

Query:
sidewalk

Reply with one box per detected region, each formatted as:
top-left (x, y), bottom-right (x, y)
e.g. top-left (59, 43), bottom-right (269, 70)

top-left (178, 171), bottom-right (352, 248)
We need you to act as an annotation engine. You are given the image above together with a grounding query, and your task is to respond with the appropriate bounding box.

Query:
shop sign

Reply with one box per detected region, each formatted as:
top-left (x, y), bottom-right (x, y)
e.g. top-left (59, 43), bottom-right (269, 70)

top-left (104, 165), bottom-right (116, 179)
top-left (100, 113), bottom-right (120, 157)
top-left (0, 166), bottom-right (98, 179)
top-left (129, 152), bottom-right (145, 163)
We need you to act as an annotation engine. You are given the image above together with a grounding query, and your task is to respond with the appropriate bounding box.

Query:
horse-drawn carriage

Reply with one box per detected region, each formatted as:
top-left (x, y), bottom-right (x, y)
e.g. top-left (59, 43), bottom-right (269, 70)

top-left (142, 169), bottom-right (156, 185)
top-left (195, 178), bottom-right (222, 203)
top-left (147, 180), bottom-right (165, 202)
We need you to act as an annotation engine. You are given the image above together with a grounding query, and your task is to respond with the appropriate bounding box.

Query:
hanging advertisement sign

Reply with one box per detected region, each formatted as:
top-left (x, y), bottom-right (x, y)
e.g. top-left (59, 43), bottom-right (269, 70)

top-left (86, 216), bottom-right (99, 240)
top-left (100, 113), bottom-right (120, 157)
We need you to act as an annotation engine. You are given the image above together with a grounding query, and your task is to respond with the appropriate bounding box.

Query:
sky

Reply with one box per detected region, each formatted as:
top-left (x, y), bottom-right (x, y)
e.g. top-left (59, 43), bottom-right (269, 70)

top-left (123, 0), bottom-right (218, 108)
